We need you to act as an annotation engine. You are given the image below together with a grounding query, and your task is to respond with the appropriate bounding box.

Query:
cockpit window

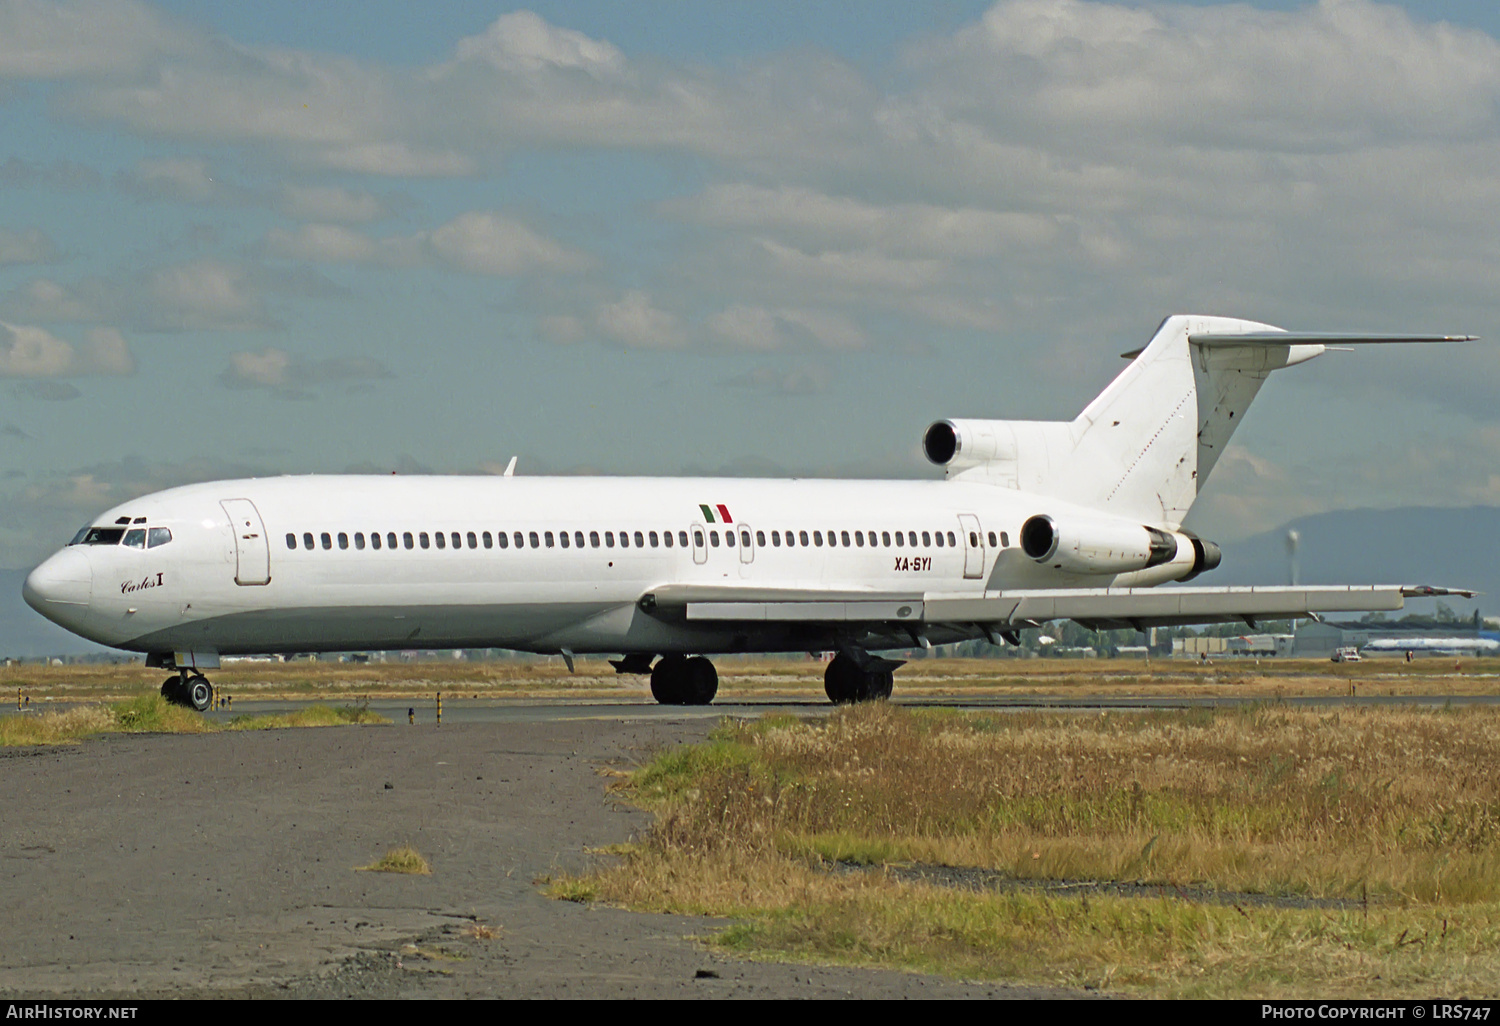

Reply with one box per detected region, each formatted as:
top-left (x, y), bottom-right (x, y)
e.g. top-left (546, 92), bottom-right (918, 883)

top-left (148, 527), bottom-right (172, 548)
top-left (122, 529), bottom-right (146, 549)
top-left (78, 527), bottom-right (126, 546)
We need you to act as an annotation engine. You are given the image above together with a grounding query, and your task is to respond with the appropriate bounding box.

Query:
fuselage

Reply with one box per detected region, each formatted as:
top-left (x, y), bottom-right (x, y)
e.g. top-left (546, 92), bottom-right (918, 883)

top-left (22, 474), bottom-right (1192, 659)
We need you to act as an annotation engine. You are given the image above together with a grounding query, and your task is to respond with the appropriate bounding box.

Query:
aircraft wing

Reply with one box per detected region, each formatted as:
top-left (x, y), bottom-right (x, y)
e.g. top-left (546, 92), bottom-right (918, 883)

top-left (652, 584), bottom-right (1474, 631)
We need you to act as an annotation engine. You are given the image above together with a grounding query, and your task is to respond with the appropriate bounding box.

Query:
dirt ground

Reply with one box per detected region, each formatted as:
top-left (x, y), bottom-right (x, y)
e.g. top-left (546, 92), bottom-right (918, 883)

top-left (0, 715), bottom-right (1075, 999)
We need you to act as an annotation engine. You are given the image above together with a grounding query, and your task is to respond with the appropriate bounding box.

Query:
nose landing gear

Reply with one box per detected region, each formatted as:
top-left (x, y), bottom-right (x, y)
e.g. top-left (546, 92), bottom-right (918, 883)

top-left (161, 670), bottom-right (214, 712)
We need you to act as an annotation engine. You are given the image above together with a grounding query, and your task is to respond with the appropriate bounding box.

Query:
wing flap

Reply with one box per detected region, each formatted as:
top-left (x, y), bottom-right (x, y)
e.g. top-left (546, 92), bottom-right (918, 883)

top-left (1190, 332), bottom-right (1475, 346)
top-left (663, 584), bottom-right (1473, 628)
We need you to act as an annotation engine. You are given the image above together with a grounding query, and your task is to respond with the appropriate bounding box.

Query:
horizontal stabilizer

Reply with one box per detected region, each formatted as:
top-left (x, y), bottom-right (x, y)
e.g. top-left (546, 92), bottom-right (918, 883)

top-left (1189, 332), bottom-right (1476, 347)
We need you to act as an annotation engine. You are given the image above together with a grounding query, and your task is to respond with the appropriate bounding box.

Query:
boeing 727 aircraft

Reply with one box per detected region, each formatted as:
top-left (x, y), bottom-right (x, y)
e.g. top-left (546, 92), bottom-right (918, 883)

top-left (23, 315), bottom-right (1475, 710)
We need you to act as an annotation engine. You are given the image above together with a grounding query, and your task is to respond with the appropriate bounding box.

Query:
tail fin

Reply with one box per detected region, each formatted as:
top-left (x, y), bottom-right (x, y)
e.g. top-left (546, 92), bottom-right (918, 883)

top-left (934, 315), bottom-right (1471, 528)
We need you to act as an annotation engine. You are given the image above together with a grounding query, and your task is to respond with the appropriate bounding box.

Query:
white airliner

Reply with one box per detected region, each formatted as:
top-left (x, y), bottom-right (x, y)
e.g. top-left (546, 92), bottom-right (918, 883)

top-left (23, 315), bottom-right (1474, 710)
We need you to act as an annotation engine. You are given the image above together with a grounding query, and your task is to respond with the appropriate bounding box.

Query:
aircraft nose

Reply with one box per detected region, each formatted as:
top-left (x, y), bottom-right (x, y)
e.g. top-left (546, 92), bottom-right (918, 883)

top-left (23, 548), bottom-right (93, 612)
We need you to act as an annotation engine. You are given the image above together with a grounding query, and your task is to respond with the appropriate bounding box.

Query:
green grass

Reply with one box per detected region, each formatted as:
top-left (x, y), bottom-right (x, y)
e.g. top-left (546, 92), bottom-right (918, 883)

top-left (0, 694), bottom-right (389, 745)
top-left (357, 844), bottom-right (432, 875)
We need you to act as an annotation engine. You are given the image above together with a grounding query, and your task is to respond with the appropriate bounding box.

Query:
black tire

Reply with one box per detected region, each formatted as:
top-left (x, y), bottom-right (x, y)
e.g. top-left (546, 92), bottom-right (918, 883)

top-left (867, 669), bottom-right (894, 702)
top-left (823, 653), bottom-right (864, 704)
top-left (161, 676), bottom-right (179, 699)
top-left (650, 655), bottom-right (688, 705)
top-left (185, 675), bottom-right (213, 713)
top-left (683, 657), bottom-right (718, 705)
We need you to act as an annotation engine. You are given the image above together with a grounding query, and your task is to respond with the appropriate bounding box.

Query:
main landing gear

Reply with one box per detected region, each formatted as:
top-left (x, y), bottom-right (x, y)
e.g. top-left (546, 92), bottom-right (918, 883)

top-left (161, 670), bottom-right (214, 713)
top-left (649, 655), bottom-right (718, 706)
top-left (823, 651), bottom-right (900, 705)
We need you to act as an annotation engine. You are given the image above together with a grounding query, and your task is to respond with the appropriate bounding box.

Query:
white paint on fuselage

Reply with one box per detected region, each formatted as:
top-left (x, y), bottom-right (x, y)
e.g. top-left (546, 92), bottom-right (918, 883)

top-left (25, 474), bottom-right (1142, 657)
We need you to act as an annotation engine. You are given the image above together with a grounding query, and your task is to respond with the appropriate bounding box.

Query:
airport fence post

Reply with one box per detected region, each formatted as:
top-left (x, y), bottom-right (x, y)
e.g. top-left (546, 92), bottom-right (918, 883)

top-left (436, 692), bottom-right (442, 727)
top-left (408, 707), bottom-right (414, 725)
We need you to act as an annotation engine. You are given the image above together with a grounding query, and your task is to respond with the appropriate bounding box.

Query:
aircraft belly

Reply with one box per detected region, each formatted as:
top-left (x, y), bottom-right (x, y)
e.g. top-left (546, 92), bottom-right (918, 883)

top-left (121, 600), bottom-right (611, 655)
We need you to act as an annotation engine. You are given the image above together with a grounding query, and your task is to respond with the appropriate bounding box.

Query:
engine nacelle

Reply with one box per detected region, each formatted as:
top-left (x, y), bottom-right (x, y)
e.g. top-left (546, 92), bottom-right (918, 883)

top-left (924, 419), bottom-right (1016, 469)
top-left (1020, 514), bottom-right (1180, 576)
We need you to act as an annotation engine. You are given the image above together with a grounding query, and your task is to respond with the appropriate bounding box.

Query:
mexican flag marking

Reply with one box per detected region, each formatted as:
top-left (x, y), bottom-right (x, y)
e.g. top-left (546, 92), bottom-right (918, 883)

top-left (699, 503), bottom-right (733, 524)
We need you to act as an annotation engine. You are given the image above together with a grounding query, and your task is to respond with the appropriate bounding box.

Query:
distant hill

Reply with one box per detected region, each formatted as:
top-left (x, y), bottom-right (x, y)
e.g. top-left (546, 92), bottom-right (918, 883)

top-left (1209, 506), bottom-right (1500, 616)
top-left (1, 506), bottom-right (1494, 657)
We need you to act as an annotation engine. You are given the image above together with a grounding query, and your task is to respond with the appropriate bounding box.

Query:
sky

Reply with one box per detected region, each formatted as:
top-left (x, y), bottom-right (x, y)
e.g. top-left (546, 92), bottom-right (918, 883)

top-left (2, 0), bottom-right (1500, 572)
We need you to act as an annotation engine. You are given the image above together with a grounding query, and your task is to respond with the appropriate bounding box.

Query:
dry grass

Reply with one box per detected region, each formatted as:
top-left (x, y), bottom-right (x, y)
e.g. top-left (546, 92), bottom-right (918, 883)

top-left (5, 655), bottom-right (1499, 705)
top-left (557, 704), bottom-right (1500, 997)
top-left (0, 694), bottom-right (389, 746)
top-left (358, 844), bottom-right (432, 875)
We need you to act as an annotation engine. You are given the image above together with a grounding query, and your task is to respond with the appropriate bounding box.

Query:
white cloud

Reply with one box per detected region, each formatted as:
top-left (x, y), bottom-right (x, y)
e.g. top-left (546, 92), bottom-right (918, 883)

top-left (0, 228), bottom-right (58, 265)
top-left (219, 346), bottom-right (392, 399)
top-left (277, 184), bottom-right (386, 224)
top-left (265, 211), bottom-right (590, 277)
top-left (449, 11), bottom-right (625, 76)
top-left (5, 258), bottom-right (343, 333)
top-left (596, 291), bottom-right (687, 349)
top-left (0, 322), bottom-right (132, 378)
top-left (427, 211), bottom-right (591, 276)
top-left (0, 0), bottom-right (199, 79)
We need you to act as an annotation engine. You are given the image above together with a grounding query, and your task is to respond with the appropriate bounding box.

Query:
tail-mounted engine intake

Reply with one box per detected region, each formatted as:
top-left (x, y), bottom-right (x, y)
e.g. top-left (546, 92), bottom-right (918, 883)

top-left (1020, 514), bottom-right (1180, 576)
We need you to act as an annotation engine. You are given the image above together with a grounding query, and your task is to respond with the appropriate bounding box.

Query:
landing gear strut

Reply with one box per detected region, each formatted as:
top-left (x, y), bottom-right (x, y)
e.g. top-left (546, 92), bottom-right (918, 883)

top-left (161, 670), bottom-right (214, 712)
top-left (823, 651), bottom-right (898, 704)
top-left (649, 655), bottom-right (718, 706)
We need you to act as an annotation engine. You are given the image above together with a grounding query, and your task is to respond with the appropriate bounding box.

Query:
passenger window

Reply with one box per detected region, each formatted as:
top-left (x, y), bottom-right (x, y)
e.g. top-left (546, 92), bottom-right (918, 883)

top-left (451, 532), bottom-right (461, 549)
top-left (286, 533), bottom-right (296, 549)
top-left (825, 531), bottom-right (835, 547)
top-left (403, 532), bottom-right (414, 549)
top-left (693, 529), bottom-right (704, 547)
top-left (841, 530), bottom-right (851, 547)
top-left (148, 527), bottom-right (172, 548)
top-left (590, 531), bottom-right (600, 548)
top-left (559, 531), bottom-right (570, 549)
top-left (882, 531), bottom-right (891, 547)
top-left (371, 532), bottom-right (382, 550)
top-left (354, 532), bottom-right (365, 550)
top-left (123, 528), bottom-right (146, 549)
top-left (516, 532), bottom-right (526, 548)
top-left (319, 532), bottom-right (330, 550)
top-left (949, 531), bottom-right (958, 547)
top-left (708, 531), bottom-right (718, 547)
top-left (496, 532), bottom-right (507, 549)
top-left (619, 531), bottom-right (629, 549)
top-left (771, 530), bottom-right (781, 546)
top-left (725, 530), bottom-right (735, 547)
top-left (988, 531), bottom-right (996, 547)
top-left (482, 531), bottom-right (492, 549)
top-left (1000, 531), bottom-right (1009, 547)
top-left (742, 529), bottom-right (752, 547)
top-left (894, 532), bottom-right (903, 548)
top-left (908, 531), bottom-right (918, 547)
top-left (799, 531), bottom-right (809, 546)
top-left (544, 531), bottom-right (555, 548)
top-left (435, 532), bottom-right (445, 549)
top-left (813, 531), bottom-right (823, 547)
top-left (649, 531), bottom-right (659, 547)
top-left (575, 531), bottom-right (585, 548)
top-left (662, 531), bottom-right (673, 549)
top-left (420, 532), bottom-right (430, 549)
top-left (633, 531), bottom-right (644, 548)
top-left (756, 530), bottom-right (765, 546)
top-left (970, 531), bottom-right (978, 547)
top-left (921, 531), bottom-right (931, 547)
top-left (678, 531), bottom-right (689, 547)
top-left (605, 531), bottom-right (614, 547)
top-left (785, 531), bottom-right (795, 548)
top-left (388, 532), bottom-right (398, 549)
top-left (304, 532), bottom-right (315, 550)
top-left (338, 532), bottom-right (349, 550)
top-left (526, 531), bottom-right (537, 548)
top-left (935, 531), bottom-right (944, 548)
top-left (854, 531), bottom-right (863, 547)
